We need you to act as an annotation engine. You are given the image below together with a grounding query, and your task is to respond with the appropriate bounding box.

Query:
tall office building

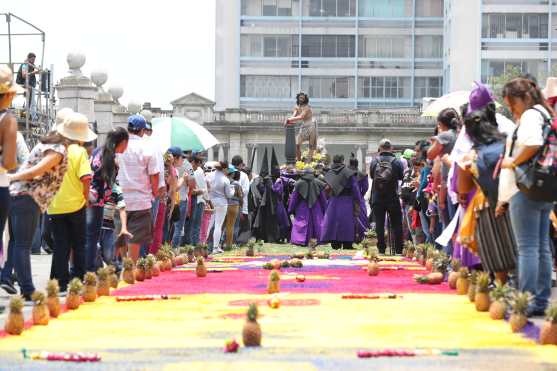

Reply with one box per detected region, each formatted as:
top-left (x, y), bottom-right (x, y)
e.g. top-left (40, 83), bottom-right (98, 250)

top-left (216, 0), bottom-right (445, 110)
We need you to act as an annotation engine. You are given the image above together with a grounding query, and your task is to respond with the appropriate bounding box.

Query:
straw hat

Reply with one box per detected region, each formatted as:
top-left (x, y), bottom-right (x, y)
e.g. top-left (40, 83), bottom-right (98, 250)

top-left (542, 77), bottom-right (557, 99)
top-left (56, 112), bottom-right (98, 142)
top-left (55, 107), bottom-right (74, 125)
top-left (0, 65), bottom-right (24, 95)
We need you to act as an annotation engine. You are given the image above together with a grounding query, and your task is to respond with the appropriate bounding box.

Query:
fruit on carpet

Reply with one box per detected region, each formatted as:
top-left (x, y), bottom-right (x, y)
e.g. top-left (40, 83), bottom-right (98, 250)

top-left (448, 259), bottom-right (461, 290)
top-left (291, 252), bottom-right (305, 259)
top-left (308, 238), bottom-right (317, 252)
top-left (46, 279), bottom-right (61, 318)
top-left (224, 339), bottom-right (240, 353)
top-left (246, 239), bottom-right (256, 257)
top-left (262, 262), bottom-right (273, 270)
top-left (367, 246), bottom-right (379, 276)
top-left (489, 281), bottom-right (511, 320)
top-left (289, 258), bottom-right (303, 268)
top-left (540, 301), bottom-right (557, 345)
top-left (66, 278), bottom-right (83, 310)
top-left (295, 274), bottom-right (306, 282)
top-left (315, 251), bottom-right (330, 259)
top-left (281, 260), bottom-right (290, 269)
top-left (456, 267), bottom-right (469, 295)
top-left (145, 255), bottom-right (155, 279)
top-left (186, 246), bottom-right (195, 262)
top-left (97, 267), bottom-right (111, 297)
top-left (108, 265), bottom-right (119, 288)
top-left (242, 303), bottom-right (262, 347)
top-left (433, 252), bottom-right (449, 274)
top-left (146, 255), bottom-right (160, 277)
top-left (268, 269), bottom-right (280, 294)
top-left (83, 272), bottom-right (98, 302)
top-left (135, 258), bottom-right (147, 282)
top-left (468, 270), bottom-right (478, 303)
top-left (196, 256), bottom-right (207, 277)
top-left (509, 291), bottom-right (532, 333)
top-left (122, 258), bottom-right (135, 284)
top-left (268, 295), bottom-right (280, 309)
top-left (4, 296), bottom-right (24, 335)
top-left (31, 291), bottom-right (49, 326)
top-left (475, 272), bottom-right (491, 312)
top-left (414, 272), bottom-right (444, 285)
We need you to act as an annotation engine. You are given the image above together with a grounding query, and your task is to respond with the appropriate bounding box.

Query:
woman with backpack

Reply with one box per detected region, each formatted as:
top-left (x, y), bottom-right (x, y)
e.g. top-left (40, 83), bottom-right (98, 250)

top-left (497, 78), bottom-right (554, 316)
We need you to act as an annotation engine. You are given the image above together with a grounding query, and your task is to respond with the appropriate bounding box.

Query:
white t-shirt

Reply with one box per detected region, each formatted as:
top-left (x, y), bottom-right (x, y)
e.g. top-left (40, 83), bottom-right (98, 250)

top-left (193, 167), bottom-right (207, 204)
top-left (143, 136), bottom-right (165, 189)
top-left (239, 171), bottom-right (250, 214)
top-left (178, 160), bottom-right (195, 201)
top-left (498, 105), bottom-right (547, 203)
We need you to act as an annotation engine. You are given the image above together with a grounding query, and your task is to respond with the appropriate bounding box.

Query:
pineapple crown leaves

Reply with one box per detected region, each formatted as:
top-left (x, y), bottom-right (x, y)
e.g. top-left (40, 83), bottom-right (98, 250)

top-left (458, 267), bottom-right (469, 279)
top-left (364, 229), bottom-right (377, 238)
top-left (8, 296), bottom-right (24, 313)
top-left (84, 272), bottom-right (97, 286)
top-left (545, 301), bottom-right (557, 324)
top-left (489, 281), bottom-right (512, 302)
top-left (468, 270), bottom-right (479, 285)
top-left (107, 265), bottom-right (116, 274)
top-left (247, 238), bottom-right (256, 248)
top-left (68, 278), bottom-right (83, 295)
top-left (269, 270), bottom-right (280, 282)
top-left (31, 291), bottom-right (46, 305)
top-left (145, 255), bottom-right (156, 269)
top-left (246, 303), bottom-right (258, 322)
top-left (308, 238), bottom-right (318, 248)
top-left (97, 267), bottom-right (110, 282)
top-left (510, 291), bottom-right (533, 315)
top-left (46, 279), bottom-right (60, 297)
top-left (196, 256), bottom-right (205, 266)
top-left (136, 258), bottom-right (148, 271)
top-left (123, 257), bottom-right (134, 271)
top-left (156, 249), bottom-right (168, 261)
top-left (476, 272), bottom-right (490, 293)
top-left (450, 259), bottom-right (461, 271)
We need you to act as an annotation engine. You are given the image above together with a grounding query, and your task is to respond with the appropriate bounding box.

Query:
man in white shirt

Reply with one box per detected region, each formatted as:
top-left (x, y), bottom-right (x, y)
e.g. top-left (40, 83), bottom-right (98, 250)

top-left (117, 115), bottom-right (159, 262)
top-left (231, 155), bottom-right (250, 243)
top-left (189, 155), bottom-right (207, 245)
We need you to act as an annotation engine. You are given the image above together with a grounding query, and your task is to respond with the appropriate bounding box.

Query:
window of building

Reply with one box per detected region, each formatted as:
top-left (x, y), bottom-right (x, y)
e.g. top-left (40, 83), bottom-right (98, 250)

top-left (308, 0), bottom-right (356, 17)
top-left (359, 76), bottom-right (411, 99)
top-left (302, 76), bottom-right (355, 98)
top-left (415, 35), bottom-right (443, 58)
top-left (358, 0), bottom-right (410, 17)
top-left (482, 13), bottom-right (549, 39)
top-left (414, 77), bottom-right (442, 99)
top-left (301, 35), bottom-right (355, 57)
top-left (358, 36), bottom-right (411, 58)
top-left (241, 35), bottom-right (297, 57)
top-left (481, 59), bottom-right (547, 84)
top-left (415, 0), bottom-right (443, 17)
top-left (242, 0), bottom-right (294, 16)
top-left (240, 75), bottom-right (299, 98)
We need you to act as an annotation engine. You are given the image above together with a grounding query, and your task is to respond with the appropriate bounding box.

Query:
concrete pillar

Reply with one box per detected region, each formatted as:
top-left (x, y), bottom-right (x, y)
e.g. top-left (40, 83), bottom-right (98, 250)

top-left (208, 146), bottom-right (214, 162)
top-left (108, 86), bottom-right (128, 130)
top-left (91, 70), bottom-right (113, 146)
top-left (218, 144), bottom-right (225, 161)
top-left (56, 52), bottom-right (97, 128)
top-left (356, 145), bottom-right (364, 172)
top-left (229, 132), bottom-right (241, 163)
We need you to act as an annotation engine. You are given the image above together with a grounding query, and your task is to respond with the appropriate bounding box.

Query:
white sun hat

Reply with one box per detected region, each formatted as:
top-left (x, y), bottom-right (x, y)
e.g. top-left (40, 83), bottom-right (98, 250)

top-left (56, 112), bottom-right (97, 142)
top-left (55, 107), bottom-right (74, 125)
top-left (0, 64), bottom-right (25, 94)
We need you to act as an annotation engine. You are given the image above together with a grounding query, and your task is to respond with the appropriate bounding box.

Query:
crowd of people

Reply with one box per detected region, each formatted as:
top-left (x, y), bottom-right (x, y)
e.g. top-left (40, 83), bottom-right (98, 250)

top-left (1, 62), bottom-right (557, 316)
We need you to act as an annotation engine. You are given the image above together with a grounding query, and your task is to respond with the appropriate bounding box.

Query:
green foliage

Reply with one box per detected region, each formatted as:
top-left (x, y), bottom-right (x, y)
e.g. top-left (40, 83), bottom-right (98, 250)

top-left (247, 303), bottom-right (258, 322)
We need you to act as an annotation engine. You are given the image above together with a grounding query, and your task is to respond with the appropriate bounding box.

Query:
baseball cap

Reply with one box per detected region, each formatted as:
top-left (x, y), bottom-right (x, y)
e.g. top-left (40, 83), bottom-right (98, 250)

top-left (167, 146), bottom-right (184, 158)
top-left (127, 114), bottom-right (147, 130)
top-left (467, 81), bottom-right (494, 115)
top-left (379, 138), bottom-right (392, 149)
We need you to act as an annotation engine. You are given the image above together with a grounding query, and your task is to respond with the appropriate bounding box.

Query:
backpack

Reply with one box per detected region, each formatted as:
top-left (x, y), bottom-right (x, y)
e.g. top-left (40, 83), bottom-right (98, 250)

top-left (372, 156), bottom-right (396, 195)
top-left (16, 64), bottom-right (25, 85)
top-left (400, 168), bottom-right (416, 204)
top-left (510, 107), bottom-right (557, 202)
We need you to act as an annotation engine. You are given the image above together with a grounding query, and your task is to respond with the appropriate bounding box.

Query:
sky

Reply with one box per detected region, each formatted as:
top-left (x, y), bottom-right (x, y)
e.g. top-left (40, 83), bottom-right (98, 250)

top-left (1, 0), bottom-right (216, 109)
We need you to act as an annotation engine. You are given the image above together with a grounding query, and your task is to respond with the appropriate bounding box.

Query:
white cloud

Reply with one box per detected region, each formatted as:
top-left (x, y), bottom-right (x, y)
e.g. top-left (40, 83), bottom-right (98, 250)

top-left (1, 0), bottom-right (216, 109)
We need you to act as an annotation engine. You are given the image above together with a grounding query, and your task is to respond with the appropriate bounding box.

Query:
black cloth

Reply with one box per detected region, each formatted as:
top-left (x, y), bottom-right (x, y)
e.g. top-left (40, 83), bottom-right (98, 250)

top-left (49, 207), bottom-right (86, 291)
top-left (373, 200), bottom-right (403, 254)
top-left (17, 63), bottom-right (37, 87)
top-left (248, 176), bottom-right (280, 242)
top-left (324, 164), bottom-right (356, 197)
top-left (369, 152), bottom-right (404, 204)
top-left (295, 173), bottom-right (325, 208)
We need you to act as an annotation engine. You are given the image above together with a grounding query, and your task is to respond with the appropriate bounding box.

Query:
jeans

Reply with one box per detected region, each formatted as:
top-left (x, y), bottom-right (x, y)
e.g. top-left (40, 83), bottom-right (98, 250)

top-left (85, 206), bottom-right (104, 272)
top-left (49, 207), bottom-right (87, 291)
top-left (419, 210), bottom-right (433, 244)
top-left (4, 196), bottom-right (40, 295)
top-left (31, 213), bottom-right (50, 254)
top-left (172, 200), bottom-right (189, 248)
top-left (509, 191), bottom-right (553, 313)
top-left (182, 196), bottom-right (195, 246)
top-left (190, 201), bottom-right (204, 246)
top-left (373, 200), bottom-right (404, 254)
top-left (99, 228), bottom-right (115, 265)
top-left (0, 187), bottom-right (9, 257)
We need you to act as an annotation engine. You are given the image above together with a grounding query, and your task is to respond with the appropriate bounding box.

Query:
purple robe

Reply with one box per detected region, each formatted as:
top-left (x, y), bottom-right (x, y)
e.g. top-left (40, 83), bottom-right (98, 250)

top-left (320, 176), bottom-right (367, 243)
top-left (272, 178), bottom-right (291, 239)
top-left (288, 190), bottom-right (327, 246)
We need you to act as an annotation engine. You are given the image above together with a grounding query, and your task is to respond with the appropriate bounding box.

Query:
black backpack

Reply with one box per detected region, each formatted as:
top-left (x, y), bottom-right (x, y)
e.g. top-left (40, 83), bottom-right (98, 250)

top-left (400, 168), bottom-right (416, 204)
top-left (16, 64), bottom-right (25, 85)
top-left (372, 157), bottom-right (396, 195)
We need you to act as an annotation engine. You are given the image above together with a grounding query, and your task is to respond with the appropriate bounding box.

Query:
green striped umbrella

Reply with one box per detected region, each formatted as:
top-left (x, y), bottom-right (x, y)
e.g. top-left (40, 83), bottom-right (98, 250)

top-left (151, 116), bottom-right (219, 152)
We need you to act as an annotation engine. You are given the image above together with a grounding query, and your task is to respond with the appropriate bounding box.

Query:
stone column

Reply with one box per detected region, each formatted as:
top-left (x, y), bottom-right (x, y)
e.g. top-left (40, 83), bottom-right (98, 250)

top-left (228, 133), bottom-right (241, 162)
top-left (356, 145), bottom-right (365, 172)
top-left (56, 52), bottom-right (97, 129)
top-left (91, 70), bottom-right (113, 146)
top-left (109, 86), bottom-right (128, 130)
top-left (218, 144), bottom-right (225, 161)
top-left (208, 146), bottom-right (214, 161)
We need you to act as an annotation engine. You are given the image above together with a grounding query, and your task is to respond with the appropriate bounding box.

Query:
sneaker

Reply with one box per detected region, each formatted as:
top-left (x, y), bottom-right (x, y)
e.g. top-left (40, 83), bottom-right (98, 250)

top-left (0, 282), bottom-right (17, 295)
top-left (212, 248), bottom-right (224, 255)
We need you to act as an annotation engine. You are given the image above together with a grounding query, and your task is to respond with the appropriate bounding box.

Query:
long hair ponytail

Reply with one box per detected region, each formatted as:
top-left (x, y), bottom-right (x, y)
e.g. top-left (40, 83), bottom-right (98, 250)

top-left (101, 127), bottom-right (129, 187)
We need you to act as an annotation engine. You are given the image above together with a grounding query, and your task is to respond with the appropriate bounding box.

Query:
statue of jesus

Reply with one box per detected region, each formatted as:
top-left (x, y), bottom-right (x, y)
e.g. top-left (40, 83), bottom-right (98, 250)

top-left (286, 92), bottom-right (317, 162)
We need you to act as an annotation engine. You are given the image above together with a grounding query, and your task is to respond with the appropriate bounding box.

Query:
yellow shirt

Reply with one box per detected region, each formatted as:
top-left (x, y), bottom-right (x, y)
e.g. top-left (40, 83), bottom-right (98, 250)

top-left (47, 144), bottom-right (92, 215)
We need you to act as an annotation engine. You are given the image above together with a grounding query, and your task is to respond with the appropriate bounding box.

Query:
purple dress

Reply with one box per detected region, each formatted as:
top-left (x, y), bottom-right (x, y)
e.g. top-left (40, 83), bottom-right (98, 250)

top-left (288, 190), bottom-right (327, 246)
top-left (272, 178), bottom-right (291, 239)
top-left (320, 176), bottom-right (367, 243)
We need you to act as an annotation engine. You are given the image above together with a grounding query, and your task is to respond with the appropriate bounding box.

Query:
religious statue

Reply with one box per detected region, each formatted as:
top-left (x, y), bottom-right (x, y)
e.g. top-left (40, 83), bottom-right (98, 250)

top-left (285, 92), bottom-right (317, 162)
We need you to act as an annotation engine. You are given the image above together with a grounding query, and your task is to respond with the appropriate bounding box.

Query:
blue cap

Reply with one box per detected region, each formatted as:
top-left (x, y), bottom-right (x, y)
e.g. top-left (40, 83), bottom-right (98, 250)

top-left (128, 114), bottom-right (147, 130)
top-left (228, 164), bottom-right (238, 173)
top-left (167, 146), bottom-right (184, 158)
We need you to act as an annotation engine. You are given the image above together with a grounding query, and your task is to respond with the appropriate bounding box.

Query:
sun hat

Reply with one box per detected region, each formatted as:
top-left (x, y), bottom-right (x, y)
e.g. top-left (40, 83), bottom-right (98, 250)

top-left (55, 107), bottom-right (74, 126)
top-left (467, 81), bottom-right (494, 114)
top-left (167, 146), bottom-right (184, 158)
top-left (0, 65), bottom-right (24, 95)
top-left (56, 112), bottom-right (98, 142)
top-left (542, 77), bottom-right (557, 100)
top-left (127, 114), bottom-right (147, 130)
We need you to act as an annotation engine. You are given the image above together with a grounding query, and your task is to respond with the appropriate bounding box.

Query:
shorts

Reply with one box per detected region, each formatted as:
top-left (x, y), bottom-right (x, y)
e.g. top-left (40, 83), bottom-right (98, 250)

top-left (126, 209), bottom-right (153, 245)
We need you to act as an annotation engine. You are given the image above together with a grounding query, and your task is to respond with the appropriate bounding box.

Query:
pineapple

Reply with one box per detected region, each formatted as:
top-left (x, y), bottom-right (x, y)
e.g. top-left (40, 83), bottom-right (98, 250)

top-left (31, 291), bottom-right (49, 326)
top-left (281, 260), bottom-right (290, 269)
top-left (144, 255), bottom-right (154, 279)
top-left (246, 239), bottom-right (256, 257)
top-left (66, 278), bottom-right (83, 310)
top-left (540, 301), bottom-right (557, 345)
top-left (83, 272), bottom-right (98, 302)
top-left (367, 246), bottom-right (380, 276)
top-left (456, 267), bottom-right (469, 295)
top-left (97, 267), bottom-right (111, 297)
top-left (433, 252), bottom-right (449, 275)
top-left (308, 238), bottom-right (317, 252)
top-left (135, 258), bottom-right (147, 282)
top-left (46, 279), bottom-right (61, 318)
top-left (122, 257), bottom-right (135, 284)
top-left (146, 254), bottom-right (159, 277)
top-left (489, 282), bottom-right (511, 320)
top-left (468, 270), bottom-right (478, 302)
top-left (186, 246), bottom-right (195, 262)
top-left (509, 291), bottom-right (532, 332)
top-left (475, 272), bottom-right (491, 312)
top-left (242, 303), bottom-right (262, 347)
top-left (4, 296), bottom-right (25, 335)
top-left (196, 256), bottom-right (207, 277)
top-left (107, 265), bottom-right (119, 289)
top-left (447, 259), bottom-right (461, 290)
top-left (425, 249), bottom-right (439, 271)
top-left (268, 270), bottom-right (280, 294)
